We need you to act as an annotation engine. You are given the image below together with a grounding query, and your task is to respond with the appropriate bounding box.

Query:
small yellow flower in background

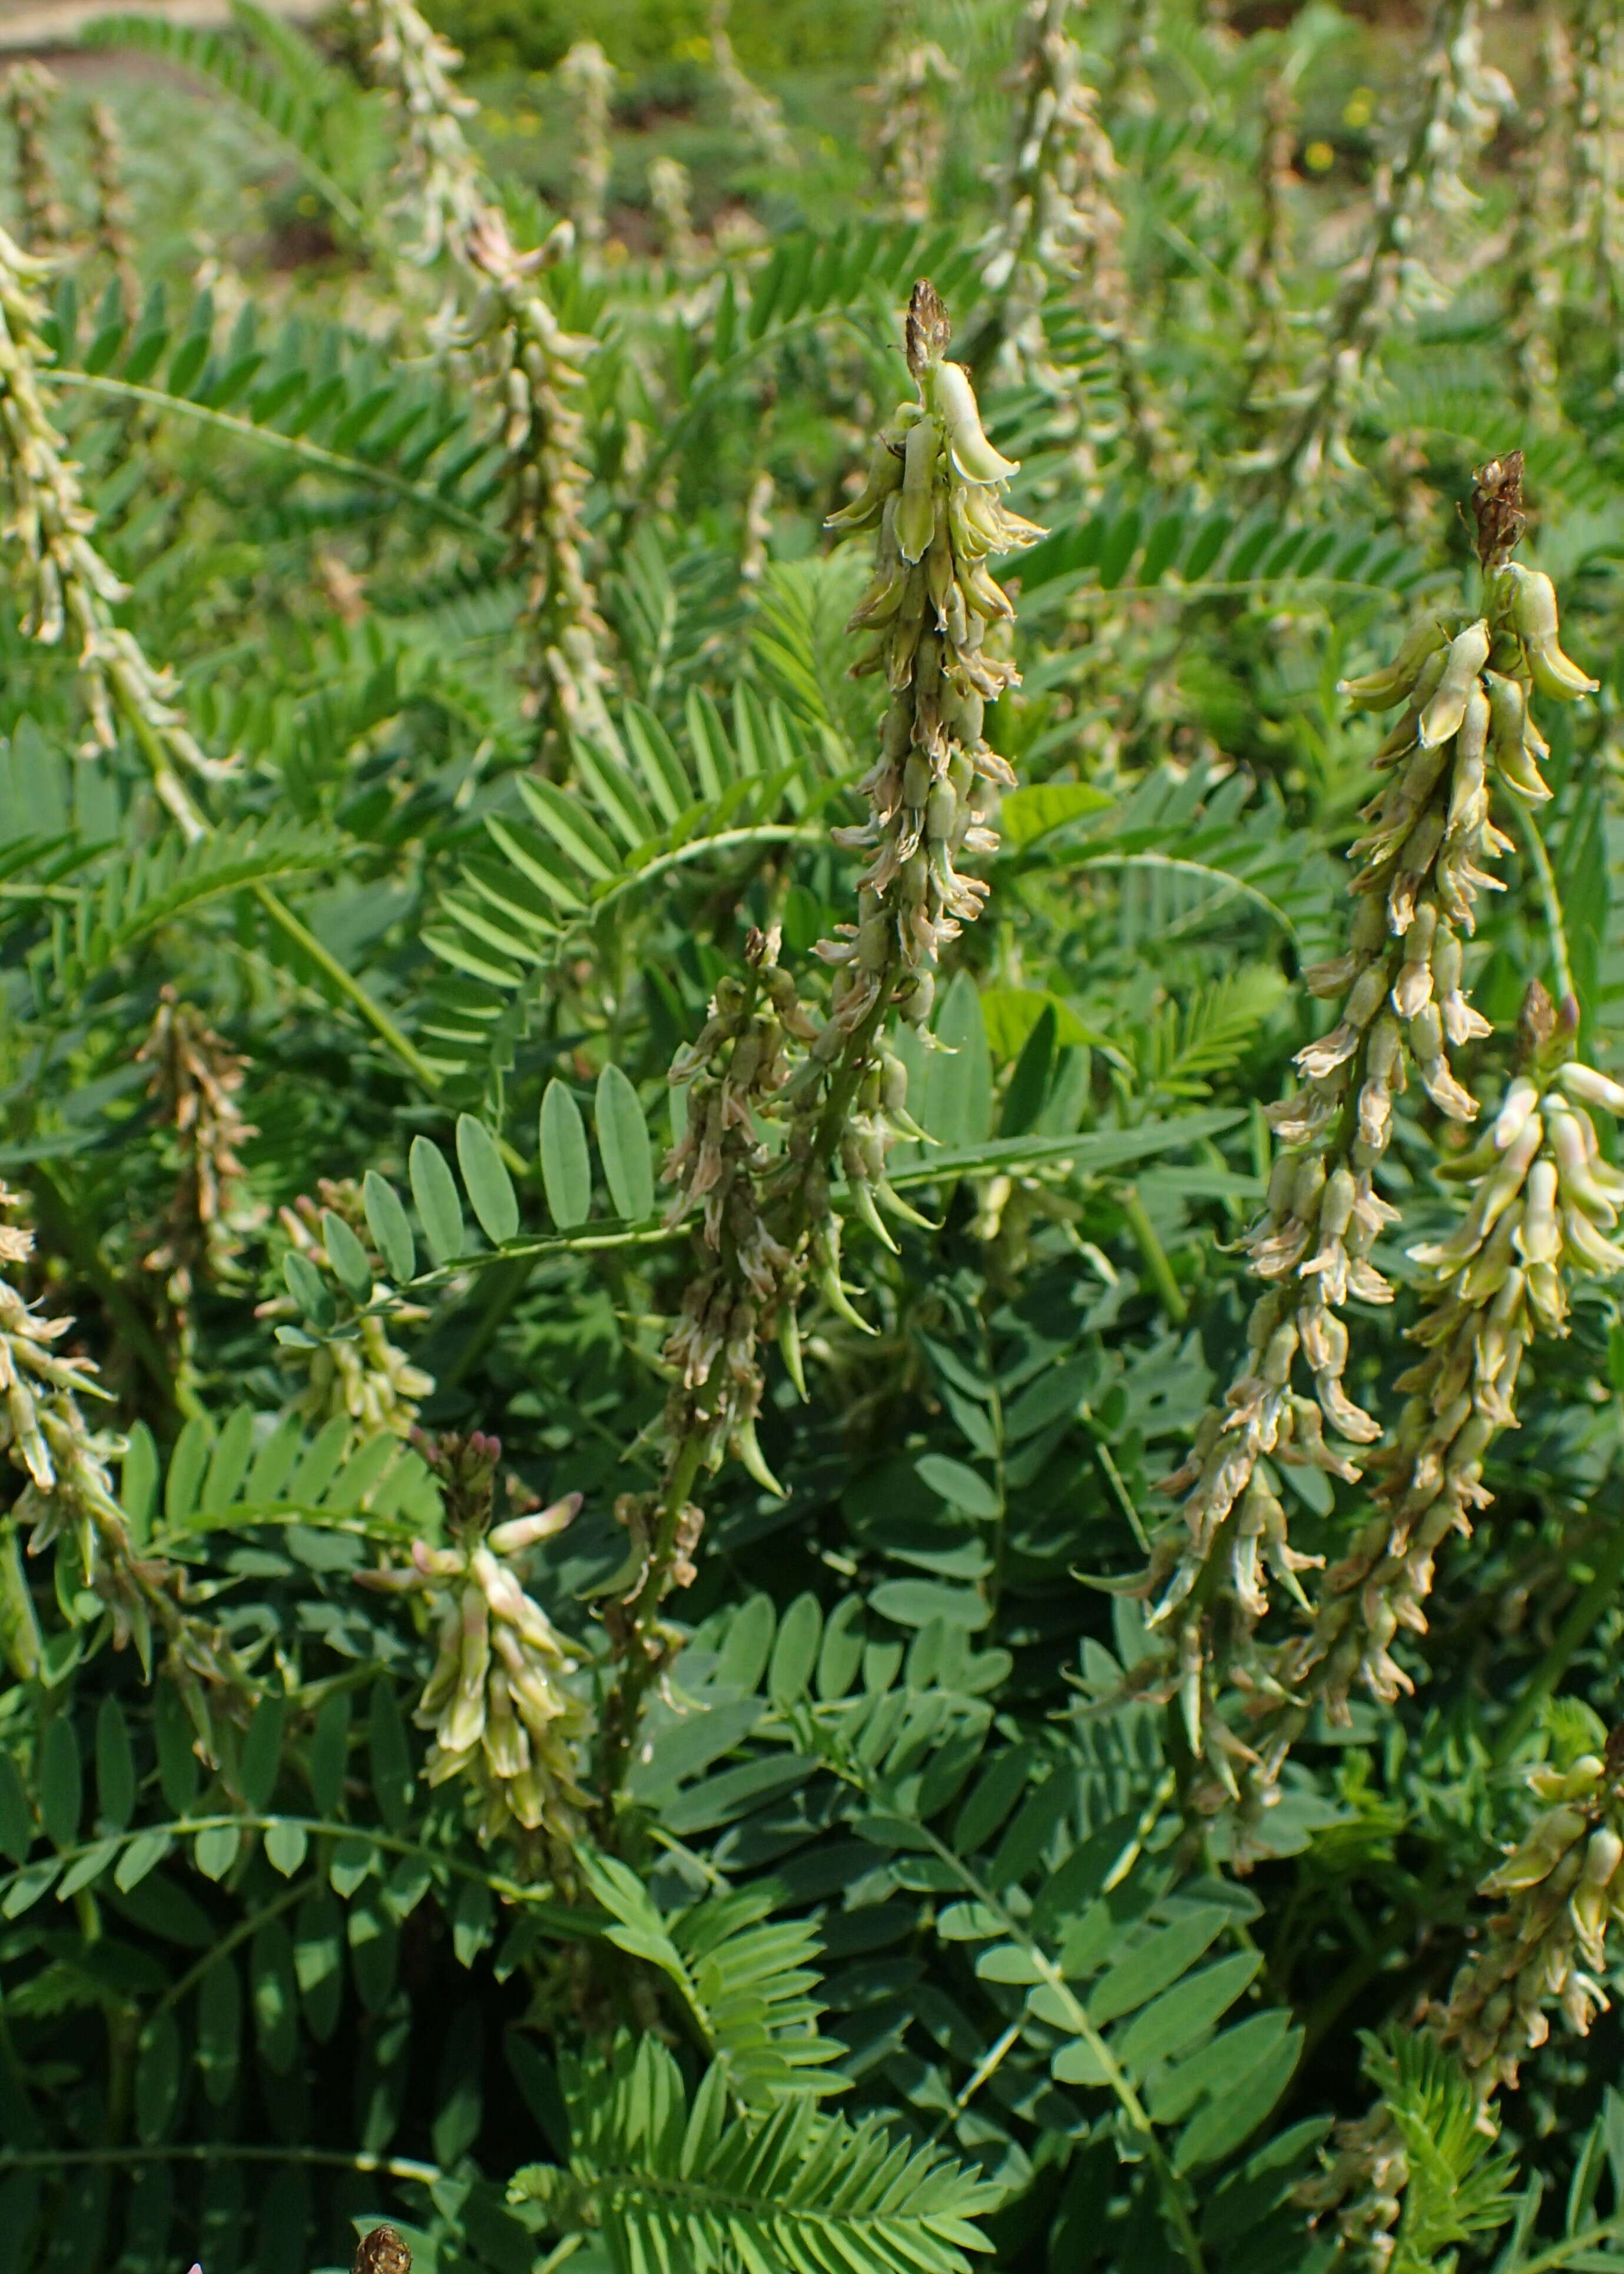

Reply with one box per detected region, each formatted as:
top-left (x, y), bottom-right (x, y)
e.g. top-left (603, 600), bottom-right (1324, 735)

top-left (1343, 86), bottom-right (1375, 128)
top-left (1305, 139), bottom-right (1335, 172)
top-left (674, 34), bottom-right (711, 63)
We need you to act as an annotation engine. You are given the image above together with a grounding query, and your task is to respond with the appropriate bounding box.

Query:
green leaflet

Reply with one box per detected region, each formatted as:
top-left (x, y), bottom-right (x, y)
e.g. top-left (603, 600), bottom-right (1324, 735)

top-left (539, 1080), bottom-right (594, 1230)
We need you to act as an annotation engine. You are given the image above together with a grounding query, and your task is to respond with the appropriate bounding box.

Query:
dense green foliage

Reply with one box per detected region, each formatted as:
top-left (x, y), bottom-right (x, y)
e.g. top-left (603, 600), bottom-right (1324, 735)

top-left (0, 4), bottom-right (1622, 2273)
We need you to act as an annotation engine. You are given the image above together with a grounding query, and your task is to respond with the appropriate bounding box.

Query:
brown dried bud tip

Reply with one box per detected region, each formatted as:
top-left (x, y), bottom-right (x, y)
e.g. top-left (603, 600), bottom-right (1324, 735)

top-left (1517, 977), bottom-right (1557, 1065)
top-left (1606, 1723), bottom-right (1624, 1779)
top-left (354, 2229), bottom-right (412, 2274)
top-left (905, 278), bottom-right (951, 378)
top-left (1471, 449), bottom-right (1526, 571)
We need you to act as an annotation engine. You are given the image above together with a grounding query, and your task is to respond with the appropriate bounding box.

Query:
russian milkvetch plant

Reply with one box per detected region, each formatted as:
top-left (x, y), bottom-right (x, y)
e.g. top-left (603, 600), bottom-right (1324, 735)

top-left (3, 5), bottom-right (1624, 2271)
top-left (1132, 452), bottom-right (1601, 1837)
top-left (596, 279), bottom-right (1045, 1774)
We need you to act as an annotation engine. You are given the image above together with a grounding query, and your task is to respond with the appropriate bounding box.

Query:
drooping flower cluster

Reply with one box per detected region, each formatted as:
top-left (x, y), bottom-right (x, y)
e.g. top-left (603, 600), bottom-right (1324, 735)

top-left (661, 932), bottom-right (820, 1491)
top-left (137, 990), bottom-right (263, 1370)
top-left (820, 281), bottom-right (1042, 1026)
top-left (6, 64), bottom-right (70, 255)
top-left (1142, 455), bottom-right (1598, 1808)
top-left (359, 1433), bottom-right (591, 1852)
top-left (980, 0), bottom-right (1127, 392)
top-left (1269, 1017), bottom-right (1624, 1748)
top-left (869, 42), bottom-right (960, 226)
top-left (1237, 76), bottom-right (1297, 416)
top-left (0, 223), bottom-right (218, 828)
top-left (0, 1185), bottom-right (231, 1685)
top-left (707, 0), bottom-right (797, 172)
top-left (261, 1182), bottom-right (433, 1438)
top-left (1441, 1739), bottom-right (1624, 2096)
top-left (86, 101), bottom-right (139, 323)
top-left (1569, 0), bottom-right (1624, 357)
top-left (648, 154), bottom-right (700, 276)
top-left (1307, 1733), bottom-right (1624, 2262)
top-left (465, 207), bottom-right (612, 744)
top-left (559, 42), bottom-right (615, 253)
top-left (363, 0), bottom-right (484, 260)
top-left (601, 286), bottom-right (1040, 1754)
top-left (1502, 19), bottom-right (1571, 428)
top-left (364, 0), bottom-right (611, 744)
top-left (1260, 0), bottom-right (1513, 492)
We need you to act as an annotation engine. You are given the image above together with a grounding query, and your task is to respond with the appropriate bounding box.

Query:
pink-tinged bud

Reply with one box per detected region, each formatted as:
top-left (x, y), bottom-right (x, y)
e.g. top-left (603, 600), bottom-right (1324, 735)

top-left (488, 1493), bottom-right (582, 1556)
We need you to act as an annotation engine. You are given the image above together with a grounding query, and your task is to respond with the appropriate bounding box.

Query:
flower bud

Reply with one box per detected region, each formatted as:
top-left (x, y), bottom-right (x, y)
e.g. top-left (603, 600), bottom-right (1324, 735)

top-left (1320, 1166), bottom-right (1357, 1240)
top-left (1418, 620), bottom-right (1490, 748)
top-left (896, 420), bottom-right (939, 565)
top-left (1500, 563), bottom-right (1599, 700)
top-left (1291, 1153), bottom-right (1327, 1219)
top-left (1516, 1158), bottom-right (1560, 1264)
top-left (1583, 1828), bottom-right (1623, 1887)
top-left (1337, 615), bottom-right (1448, 710)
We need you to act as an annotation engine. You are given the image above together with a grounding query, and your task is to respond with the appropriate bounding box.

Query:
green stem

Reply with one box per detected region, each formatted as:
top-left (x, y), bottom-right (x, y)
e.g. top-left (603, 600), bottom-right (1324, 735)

top-left (1, 1813), bottom-right (597, 1930)
top-left (117, 675), bottom-right (445, 1099)
top-left (0, 2143), bottom-right (445, 2183)
top-left (147, 1874), bottom-right (312, 2026)
top-left (25, 1163), bottom-right (197, 1426)
top-left (1122, 1185), bottom-right (1188, 1324)
top-left (598, 1431), bottom-right (710, 1794)
top-left (251, 881), bottom-right (443, 1092)
top-left (438, 1254), bottom-right (539, 1392)
top-left (1493, 1511), bottom-right (1624, 1767)
top-left (1504, 792), bottom-right (1578, 1010)
top-left (39, 373), bottom-right (498, 543)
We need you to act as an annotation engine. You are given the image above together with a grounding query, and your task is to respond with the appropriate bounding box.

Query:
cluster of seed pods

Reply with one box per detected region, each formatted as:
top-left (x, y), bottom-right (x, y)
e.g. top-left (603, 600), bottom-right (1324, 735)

top-left (0, 220), bottom-right (216, 810)
top-left (662, 932), bottom-right (820, 1490)
top-left (362, 1472), bottom-right (591, 1848)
